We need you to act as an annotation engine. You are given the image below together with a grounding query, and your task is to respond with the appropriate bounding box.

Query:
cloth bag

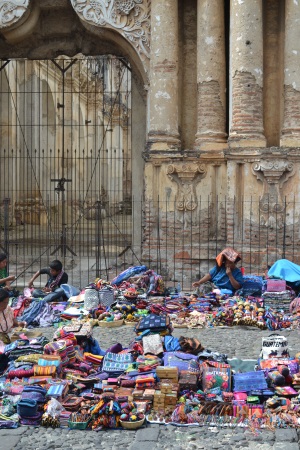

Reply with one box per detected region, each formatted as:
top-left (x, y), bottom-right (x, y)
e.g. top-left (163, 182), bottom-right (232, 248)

top-left (233, 371), bottom-right (268, 392)
top-left (135, 314), bottom-right (171, 334)
top-left (17, 399), bottom-right (38, 417)
top-left (201, 360), bottom-right (231, 394)
top-left (102, 351), bottom-right (134, 375)
top-left (163, 351), bottom-right (198, 373)
top-left (142, 334), bottom-right (164, 355)
top-left (260, 334), bottom-right (289, 359)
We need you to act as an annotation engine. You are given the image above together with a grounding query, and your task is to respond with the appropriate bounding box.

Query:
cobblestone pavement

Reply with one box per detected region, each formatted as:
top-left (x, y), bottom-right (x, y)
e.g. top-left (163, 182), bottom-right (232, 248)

top-left (2, 325), bottom-right (300, 450)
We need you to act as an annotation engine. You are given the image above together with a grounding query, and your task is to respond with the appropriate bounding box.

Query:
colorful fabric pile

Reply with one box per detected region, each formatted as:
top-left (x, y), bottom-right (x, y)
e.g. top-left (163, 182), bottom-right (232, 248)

top-left (0, 312), bottom-right (300, 432)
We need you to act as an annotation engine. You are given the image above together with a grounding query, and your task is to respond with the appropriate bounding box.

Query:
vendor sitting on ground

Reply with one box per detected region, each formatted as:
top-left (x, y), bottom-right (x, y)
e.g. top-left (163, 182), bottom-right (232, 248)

top-left (27, 260), bottom-right (68, 303)
top-left (192, 247), bottom-right (244, 295)
top-left (0, 288), bottom-right (26, 344)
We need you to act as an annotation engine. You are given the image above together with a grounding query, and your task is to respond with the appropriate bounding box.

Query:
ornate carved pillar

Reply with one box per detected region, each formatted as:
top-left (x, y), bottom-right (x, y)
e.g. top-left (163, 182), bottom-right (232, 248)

top-left (148, 0), bottom-right (180, 150)
top-left (229, 0), bottom-right (266, 148)
top-left (280, 0), bottom-right (300, 147)
top-left (195, 0), bottom-right (227, 151)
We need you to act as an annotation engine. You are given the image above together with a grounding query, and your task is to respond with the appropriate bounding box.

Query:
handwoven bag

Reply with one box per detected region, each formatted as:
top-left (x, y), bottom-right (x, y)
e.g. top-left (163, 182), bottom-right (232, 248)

top-left (260, 334), bottom-right (289, 359)
top-left (22, 385), bottom-right (47, 403)
top-left (84, 288), bottom-right (100, 310)
top-left (33, 365), bottom-right (56, 377)
top-left (135, 314), bottom-right (171, 334)
top-left (233, 371), bottom-right (268, 392)
top-left (163, 351), bottom-right (198, 373)
top-left (142, 334), bottom-right (164, 355)
top-left (201, 360), bottom-right (232, 394)
top-left (102, 352), bottom-right (134, 375)
top-left (17, 399), bottom-right (38, 418)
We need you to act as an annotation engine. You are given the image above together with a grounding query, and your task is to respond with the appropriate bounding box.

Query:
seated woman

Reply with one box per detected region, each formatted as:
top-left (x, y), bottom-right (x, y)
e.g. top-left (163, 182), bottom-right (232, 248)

top-left (0, 288), bottom-right (26, 344)
top-left (192, 247), bottom-right (244, 295)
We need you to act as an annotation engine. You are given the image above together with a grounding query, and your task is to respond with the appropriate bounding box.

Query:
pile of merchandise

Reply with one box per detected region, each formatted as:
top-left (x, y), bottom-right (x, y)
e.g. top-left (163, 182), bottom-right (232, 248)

top-left (1, 312), bottom-right (300, 431)
top-left (7, 265), bottom-right (300, 332)
top-left (1, 264), bottom-right (300, 430)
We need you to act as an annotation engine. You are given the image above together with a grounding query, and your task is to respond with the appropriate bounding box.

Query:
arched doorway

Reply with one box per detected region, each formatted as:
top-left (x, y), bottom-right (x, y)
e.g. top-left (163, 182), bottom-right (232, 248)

top-left (0, 52), bottom-right (146, 286)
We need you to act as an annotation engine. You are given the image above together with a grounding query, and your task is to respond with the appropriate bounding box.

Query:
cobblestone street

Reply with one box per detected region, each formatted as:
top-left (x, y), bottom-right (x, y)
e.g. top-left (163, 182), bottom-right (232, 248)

top-left (2, 325), bottom-right (300, 450)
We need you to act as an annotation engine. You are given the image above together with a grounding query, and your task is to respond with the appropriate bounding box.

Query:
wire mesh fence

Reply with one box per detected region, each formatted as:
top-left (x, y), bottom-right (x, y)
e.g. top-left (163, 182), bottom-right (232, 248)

top-left (0, 57), bottom-right (299, 290)
top-left (1, 195), bottom-right (299, 290)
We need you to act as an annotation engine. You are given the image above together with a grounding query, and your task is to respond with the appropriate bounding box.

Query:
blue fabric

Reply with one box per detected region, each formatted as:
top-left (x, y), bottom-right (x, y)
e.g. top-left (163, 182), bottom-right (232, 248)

top-left (110, 265), bottom-right (147, 286)
top-left (209, 266), bottom-right (244, 291)
top-left (19, 300), bottom-right (47, 325)
top-left (164, 336), bottom-right (182, 352)
top-left (83, 338), bottom-right (106, 356)
top-left (268, 259), bottom-right (300, 282)
top-left (61, 284), bottom-right (80, 299)
top-left (31, 287), bottom-right (65, 303)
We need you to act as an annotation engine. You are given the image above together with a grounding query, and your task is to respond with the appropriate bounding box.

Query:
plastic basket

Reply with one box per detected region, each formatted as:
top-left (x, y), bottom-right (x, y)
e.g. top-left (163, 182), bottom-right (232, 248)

top-left (68, 419), bottom-right (90, 430)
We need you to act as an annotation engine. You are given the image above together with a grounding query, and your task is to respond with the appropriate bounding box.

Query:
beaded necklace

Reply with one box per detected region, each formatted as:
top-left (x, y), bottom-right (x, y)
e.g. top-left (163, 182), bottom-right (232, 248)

top-left (0, 310), bottom-right (9, 332)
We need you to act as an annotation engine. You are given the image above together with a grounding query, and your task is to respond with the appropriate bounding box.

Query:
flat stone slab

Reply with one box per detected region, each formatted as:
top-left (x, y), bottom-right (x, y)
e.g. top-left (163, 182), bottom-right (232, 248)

top-left (129, 442), bottom-right (158, 450)
top-left (1, 435), bottom-right (22, 450)
top-left (273, 443), bottom-right (300, 450)
top-left (135, 426), bottom-right (160, 441)
top-left (0, 427), bottom-right (28, 436)
top-left (275, 428), bottom-right (298, 442)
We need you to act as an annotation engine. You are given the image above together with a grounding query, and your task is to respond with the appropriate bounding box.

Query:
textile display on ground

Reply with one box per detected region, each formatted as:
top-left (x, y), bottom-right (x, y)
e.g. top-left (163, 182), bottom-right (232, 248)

top-left (1, 262), bottom-right (300, 431)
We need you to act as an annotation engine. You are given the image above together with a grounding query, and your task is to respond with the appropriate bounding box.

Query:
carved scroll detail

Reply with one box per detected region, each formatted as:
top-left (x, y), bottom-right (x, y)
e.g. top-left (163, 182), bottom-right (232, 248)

top-left (167, 163), bottom-right (207, 211)
top-left (0, 0), bottom-right (29, 28)
top-left (70, 0), bottom-right (150, 62)
top-left (252, 160), bottom-right (294, 228)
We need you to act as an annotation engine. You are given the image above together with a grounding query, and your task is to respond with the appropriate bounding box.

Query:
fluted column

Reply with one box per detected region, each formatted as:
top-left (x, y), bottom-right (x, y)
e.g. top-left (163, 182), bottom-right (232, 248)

top-left (148, 0), bottom-right (180, 149)
top-left (229, 0), bottom-right (266, 147)
top-left (280, 0), bottom-right (300, 147)
top-left (195, 0), bottom-right (227, 151)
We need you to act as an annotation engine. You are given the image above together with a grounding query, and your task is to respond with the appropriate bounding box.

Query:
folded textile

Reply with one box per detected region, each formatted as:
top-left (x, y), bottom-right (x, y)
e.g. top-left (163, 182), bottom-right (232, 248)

top-left (84, 353), bottom-right (104, 365)
top-left (18, 300), bottom-right (47, 326)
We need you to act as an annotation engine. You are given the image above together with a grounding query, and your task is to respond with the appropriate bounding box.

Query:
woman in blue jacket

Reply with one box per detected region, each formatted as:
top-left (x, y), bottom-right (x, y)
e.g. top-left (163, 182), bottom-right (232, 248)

top-left (192, 247), bottom-right (244, 294)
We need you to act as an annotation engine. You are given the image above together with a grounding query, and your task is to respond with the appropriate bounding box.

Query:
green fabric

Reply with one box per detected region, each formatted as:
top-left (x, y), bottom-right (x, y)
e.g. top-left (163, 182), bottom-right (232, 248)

top-left (228, 358), bottom-right (257, 373)
top-left (0, 267), bottom-right (7, 287)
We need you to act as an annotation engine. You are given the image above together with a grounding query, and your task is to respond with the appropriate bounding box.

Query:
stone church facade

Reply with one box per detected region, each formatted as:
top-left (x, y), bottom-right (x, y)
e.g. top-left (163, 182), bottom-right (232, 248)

top-left (0, 0), bottom-right (299, 282)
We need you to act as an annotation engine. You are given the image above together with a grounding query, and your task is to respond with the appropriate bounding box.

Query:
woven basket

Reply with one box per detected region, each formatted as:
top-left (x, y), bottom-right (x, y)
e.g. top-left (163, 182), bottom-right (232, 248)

top-left (120, 417), bottom-right (145, 430)
top-left (172, 323), bottom-right (188, 328)
top-left (99, 319), bottom-right (124, 328)
top-left (124, 320), bottom-right (136, 326)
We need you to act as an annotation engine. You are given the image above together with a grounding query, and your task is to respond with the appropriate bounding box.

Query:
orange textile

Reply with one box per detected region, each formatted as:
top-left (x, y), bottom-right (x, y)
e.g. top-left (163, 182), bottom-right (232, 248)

top-left (215, 247), bottom-right (241, 267)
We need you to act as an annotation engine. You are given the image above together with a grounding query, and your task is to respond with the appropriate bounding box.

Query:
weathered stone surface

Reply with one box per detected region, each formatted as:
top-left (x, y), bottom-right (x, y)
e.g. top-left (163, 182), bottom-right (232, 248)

top-left (275, 428), bottom-right (298, 443)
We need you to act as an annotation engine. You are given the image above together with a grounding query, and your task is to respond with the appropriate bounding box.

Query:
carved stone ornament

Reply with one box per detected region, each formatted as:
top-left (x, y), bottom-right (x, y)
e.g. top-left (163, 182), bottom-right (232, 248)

top-left (0, 0), bottom-right (29, 28)
top-left (167, 163), bottom-right (207, 211)
top-left (252, 160), bottom-right (294, 229)
top-left (70, 0), bottom-right (150, 62)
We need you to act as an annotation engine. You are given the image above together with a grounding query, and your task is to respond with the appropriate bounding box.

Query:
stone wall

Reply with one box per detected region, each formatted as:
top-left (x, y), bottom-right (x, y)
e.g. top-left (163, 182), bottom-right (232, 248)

top-left (1, 1), bottom-right (300, 280)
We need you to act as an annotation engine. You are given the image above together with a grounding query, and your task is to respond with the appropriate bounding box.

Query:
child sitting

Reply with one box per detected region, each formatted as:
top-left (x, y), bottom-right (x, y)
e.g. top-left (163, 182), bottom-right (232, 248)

top-left (27, 260), bottom-right (68, 303)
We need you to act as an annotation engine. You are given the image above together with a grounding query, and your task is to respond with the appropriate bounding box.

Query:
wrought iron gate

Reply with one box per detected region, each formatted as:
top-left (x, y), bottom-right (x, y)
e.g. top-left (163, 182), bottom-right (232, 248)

top-left (0, 56), bottom-right (136, 287)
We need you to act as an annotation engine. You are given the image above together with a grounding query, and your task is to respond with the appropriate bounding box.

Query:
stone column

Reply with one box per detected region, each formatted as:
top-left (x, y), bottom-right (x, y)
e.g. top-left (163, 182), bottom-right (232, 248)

top-left (229, 0), bottom-right (266, 147)
top-left (195, 0), bottom-right (227, 151)
top-left (280, 0), bottom-right (300, 147)
top-left (148, 0), bottom-right (180, 149)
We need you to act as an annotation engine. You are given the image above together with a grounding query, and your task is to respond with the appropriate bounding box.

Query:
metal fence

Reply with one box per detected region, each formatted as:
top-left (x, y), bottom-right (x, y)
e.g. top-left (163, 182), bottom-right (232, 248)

top-left (1, 195), bottom-right (300, 290)
top-left (0, 58), bottom-right (299, 290)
